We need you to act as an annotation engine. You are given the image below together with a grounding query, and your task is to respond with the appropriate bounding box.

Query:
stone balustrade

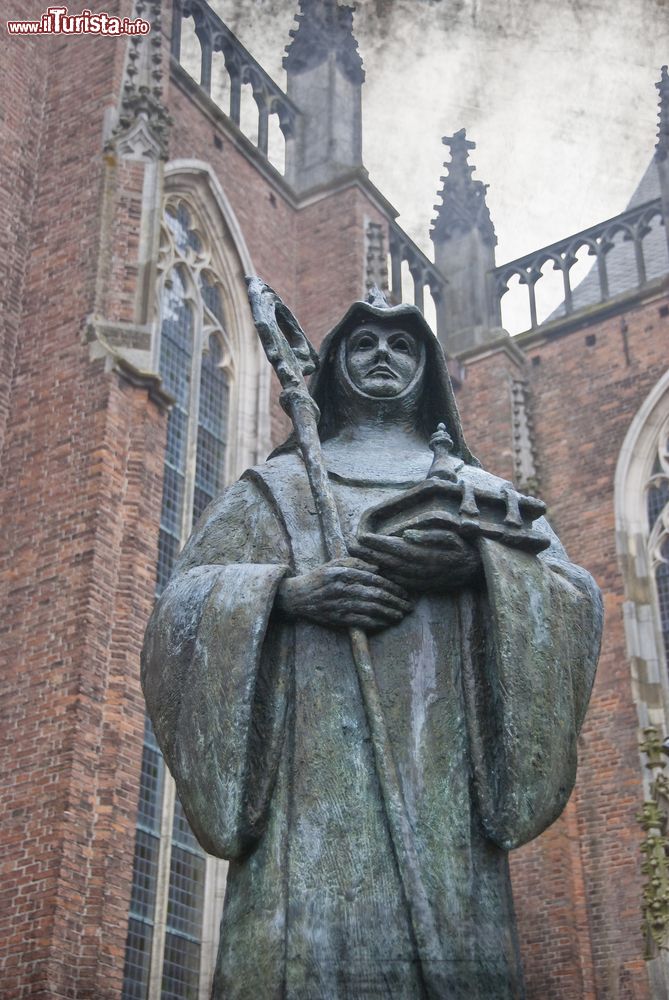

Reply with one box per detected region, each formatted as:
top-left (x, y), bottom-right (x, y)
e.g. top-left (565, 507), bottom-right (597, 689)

top-left (388, 222), bottom-right (444, 315)
top-left (492, 197), bottom-right (665, 331)
top-left (171, 0), bottom-right (300, 168)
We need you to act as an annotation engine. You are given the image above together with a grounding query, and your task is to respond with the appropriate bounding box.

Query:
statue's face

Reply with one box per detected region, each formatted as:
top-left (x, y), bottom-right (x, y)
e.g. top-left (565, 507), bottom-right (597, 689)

top-left (345, 322), bottom-right (421, 398)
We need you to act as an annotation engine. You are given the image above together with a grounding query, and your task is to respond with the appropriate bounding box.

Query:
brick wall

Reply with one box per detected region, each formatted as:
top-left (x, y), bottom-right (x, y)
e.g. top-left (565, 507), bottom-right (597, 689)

top-left (456, 291), bottom-right (669, 999)
top-left (455, 342), bottom-right (521, 480)
top-left (0, 0), bottom-right (49, 462)
top-left (0, 10), bottom-right (168, 996)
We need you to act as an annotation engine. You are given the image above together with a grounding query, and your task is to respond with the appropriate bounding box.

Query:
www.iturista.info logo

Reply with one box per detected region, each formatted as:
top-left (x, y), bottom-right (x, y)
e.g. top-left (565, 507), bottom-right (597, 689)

top-left (6, 5), bottom-right (151, 34)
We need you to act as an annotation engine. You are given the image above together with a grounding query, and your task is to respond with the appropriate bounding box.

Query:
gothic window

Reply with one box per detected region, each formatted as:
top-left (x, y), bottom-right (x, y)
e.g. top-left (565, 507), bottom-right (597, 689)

top-left (616, 373), bottom-right (669, 738)
top-left (647, 436), bottom-right (669, 665)
top-left (123, 198), bottom-right (233, 1000)
top-left (193, 333), bottom-right (229, 524)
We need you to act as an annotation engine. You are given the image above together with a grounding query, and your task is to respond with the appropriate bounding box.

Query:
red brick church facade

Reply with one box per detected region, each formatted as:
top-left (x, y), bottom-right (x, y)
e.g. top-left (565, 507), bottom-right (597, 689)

top-left (1, 1), bottom-right (668, 997)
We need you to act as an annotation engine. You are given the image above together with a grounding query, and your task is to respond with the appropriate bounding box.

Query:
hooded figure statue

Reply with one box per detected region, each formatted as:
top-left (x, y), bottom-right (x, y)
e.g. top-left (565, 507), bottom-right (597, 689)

top-left (142, 291), bottom-right (602, 1000)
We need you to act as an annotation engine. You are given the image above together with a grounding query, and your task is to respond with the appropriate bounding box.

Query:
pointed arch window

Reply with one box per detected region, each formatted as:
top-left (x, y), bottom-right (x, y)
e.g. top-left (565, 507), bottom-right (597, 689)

top-left (123, 198), bottom-right (233, 1000)
top-left (647, 434), bottom-right (669, 665)
top-left (616, 376), bottom-right (669, 741)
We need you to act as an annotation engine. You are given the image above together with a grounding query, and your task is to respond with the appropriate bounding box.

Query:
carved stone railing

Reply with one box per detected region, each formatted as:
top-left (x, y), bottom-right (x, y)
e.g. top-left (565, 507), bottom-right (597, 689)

top-left (638, 726), bottom-right (669, 959)
top-left (388, 221), bottom-right (444, 314)
top-left (171, 0), bottom-right (300, 165)
top-left (492, 197), bottom-right (665, 330)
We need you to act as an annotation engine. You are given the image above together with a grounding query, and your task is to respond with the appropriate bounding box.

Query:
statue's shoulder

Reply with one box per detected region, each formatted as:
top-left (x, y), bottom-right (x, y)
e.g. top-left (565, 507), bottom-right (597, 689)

top-left (191, 454), bottom-right (306, 534)
top-left (188, 458), bottom-right (298, 534)
top-left (242, 451), bottom-right (307, 498)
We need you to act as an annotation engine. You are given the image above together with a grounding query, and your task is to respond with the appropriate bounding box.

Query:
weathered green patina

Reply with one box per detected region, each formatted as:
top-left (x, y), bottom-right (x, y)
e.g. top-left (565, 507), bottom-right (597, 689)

top-left (142, 292), bottom-right (602, 999)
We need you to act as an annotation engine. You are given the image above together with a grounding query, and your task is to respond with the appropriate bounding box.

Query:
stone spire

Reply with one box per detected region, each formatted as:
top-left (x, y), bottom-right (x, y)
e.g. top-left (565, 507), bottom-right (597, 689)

top-left (655, 65), bottom-right (669, 163)
top-left (431, 129), bottom-right (496, 246)
top-left (283, 0), bottom-right (364, 85)
top-left (430, 129), bottom-right (502, 355)
top-left (105, 0), bottom-right (171, 160)
top-left (283, 0), bottom-right (364, 193)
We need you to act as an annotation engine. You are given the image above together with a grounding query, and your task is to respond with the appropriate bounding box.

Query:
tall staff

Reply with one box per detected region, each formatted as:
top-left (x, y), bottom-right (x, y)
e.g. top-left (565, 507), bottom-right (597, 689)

top-left (246, 276), bottom-right (447, 999)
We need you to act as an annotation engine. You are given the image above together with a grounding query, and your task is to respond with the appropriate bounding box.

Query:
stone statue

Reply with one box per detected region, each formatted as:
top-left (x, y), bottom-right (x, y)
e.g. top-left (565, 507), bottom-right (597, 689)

top-left (142, 284), bottom-right (602, 999)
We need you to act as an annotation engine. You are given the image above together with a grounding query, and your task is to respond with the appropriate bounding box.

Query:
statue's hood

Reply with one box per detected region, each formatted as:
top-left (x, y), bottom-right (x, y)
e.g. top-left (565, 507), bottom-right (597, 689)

top-left (270, 293), bottom-right (478, 467)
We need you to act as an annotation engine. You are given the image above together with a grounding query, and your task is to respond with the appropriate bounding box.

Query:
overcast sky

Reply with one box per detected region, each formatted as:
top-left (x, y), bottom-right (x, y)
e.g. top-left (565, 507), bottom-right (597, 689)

top-left (205, 0), bottom-right (668, 328)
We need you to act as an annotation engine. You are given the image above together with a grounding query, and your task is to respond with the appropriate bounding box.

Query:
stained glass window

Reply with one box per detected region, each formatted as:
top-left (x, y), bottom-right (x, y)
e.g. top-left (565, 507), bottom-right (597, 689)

top-left (200, 271), bottom-right (225, 325)
top-left (165, 203), bottom-right (202, 257)
top-left (647, 445), bottom-right (669, 665)
top-left (123, 197), bottom-right (233, 999)
top-left (193, 337), bottom-right (229, 525)
top-left (156, 267), bottom-right (193, 597)
top-left (123, 717), bottom-right (164, 997)
top-left (124, 917), bottom-right (154, 1000)
top-left (164, 797), bottom-right (207, 954)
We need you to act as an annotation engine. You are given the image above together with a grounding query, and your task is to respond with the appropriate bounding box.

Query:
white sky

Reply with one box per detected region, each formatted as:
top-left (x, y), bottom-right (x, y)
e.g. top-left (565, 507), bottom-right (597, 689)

top-left (206, 0), bottom-right (669, 329)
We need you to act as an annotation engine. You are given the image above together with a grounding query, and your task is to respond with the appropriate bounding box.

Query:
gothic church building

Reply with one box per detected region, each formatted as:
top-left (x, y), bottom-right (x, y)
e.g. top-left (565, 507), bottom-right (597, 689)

top-left (1, 1), bottom-right (669, 998)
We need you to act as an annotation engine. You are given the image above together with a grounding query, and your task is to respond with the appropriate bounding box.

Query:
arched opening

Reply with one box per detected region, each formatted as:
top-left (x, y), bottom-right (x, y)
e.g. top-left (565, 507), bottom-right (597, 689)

top-left (267, 113), bottom-right (286, 174)
top-left (641, 209), bottom-right (669, 284)
top-left (615, 370), bottom-right (669, 736)
top-left (210, 53), bottom-right (232, 119)
top-left (422, 285), bottom-right (438, 333)
top-left (499, 271), bottom-right (530, 336)
top-left (123, 165), bottom-right (265, 1000)
top-left (400, 259), bottom-right (413, 307)
top-left (239, 81), bottom-right (258, 146)
top-left (532, 256), bottom-right (565, 326)
top-left (178, 15), bottom-right (201, 84)
top-left (646, 438), bottom-right (669, 665)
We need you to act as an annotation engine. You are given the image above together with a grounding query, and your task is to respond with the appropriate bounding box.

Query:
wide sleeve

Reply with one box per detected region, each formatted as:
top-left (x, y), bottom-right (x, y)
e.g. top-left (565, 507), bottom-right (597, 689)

top-left (460, 518), bottom-right (603, 850)
top-left (141, 478), bottom-right (292, 860)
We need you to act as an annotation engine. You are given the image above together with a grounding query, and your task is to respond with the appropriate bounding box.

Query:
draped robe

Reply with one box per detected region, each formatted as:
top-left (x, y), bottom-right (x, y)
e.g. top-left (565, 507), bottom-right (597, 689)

top-left (142, 449), bottom-right (602, 1000)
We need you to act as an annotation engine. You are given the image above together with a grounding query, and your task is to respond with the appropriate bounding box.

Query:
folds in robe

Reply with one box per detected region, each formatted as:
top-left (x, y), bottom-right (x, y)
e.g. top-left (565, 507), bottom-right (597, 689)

top-left (142, 453), bottom-right (602, 1000)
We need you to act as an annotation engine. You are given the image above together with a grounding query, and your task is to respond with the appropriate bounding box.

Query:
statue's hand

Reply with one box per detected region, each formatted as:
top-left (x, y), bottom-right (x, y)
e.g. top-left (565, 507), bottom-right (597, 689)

top-left (275, 557), bottom-right (414, 632)
top-left (350, 529), bottom-right (482, 593)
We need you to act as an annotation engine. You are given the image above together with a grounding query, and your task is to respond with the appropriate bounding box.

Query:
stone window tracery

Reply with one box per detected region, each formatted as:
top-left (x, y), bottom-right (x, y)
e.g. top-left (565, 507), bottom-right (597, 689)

top-left (616, 375), bottom-right (669, 743)
top-left (123, 196), bottom-right (233, 1000)
top-left (647, 431), bottom-right (669, 665)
